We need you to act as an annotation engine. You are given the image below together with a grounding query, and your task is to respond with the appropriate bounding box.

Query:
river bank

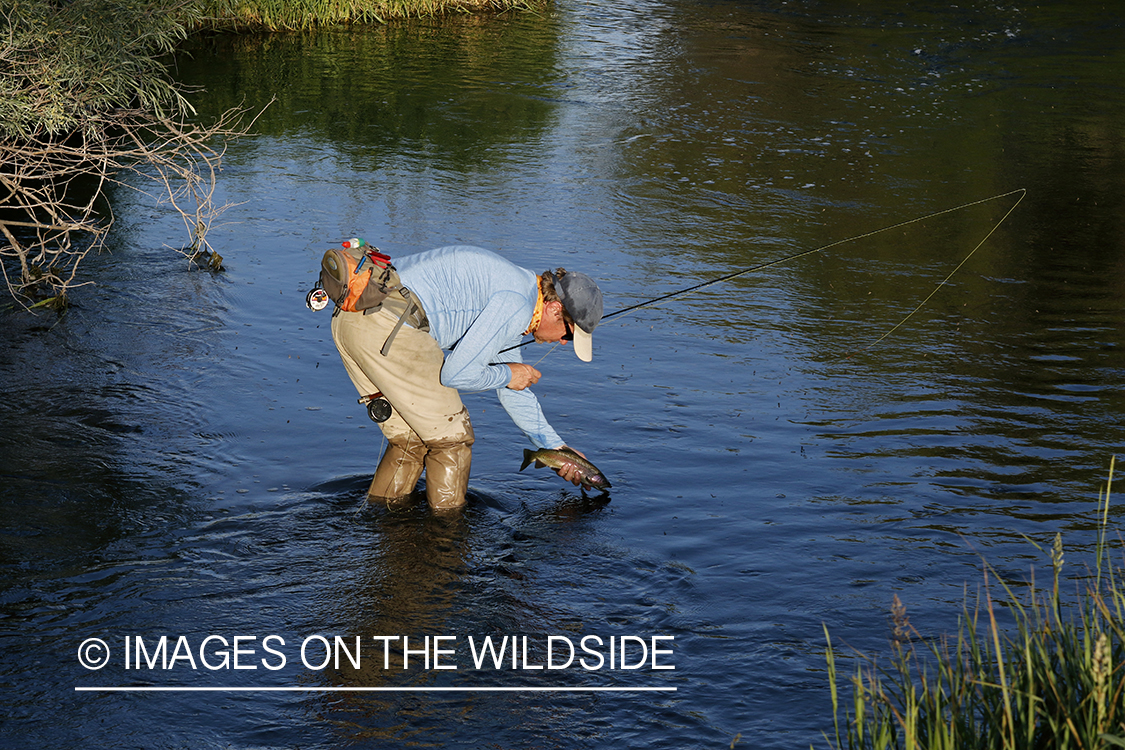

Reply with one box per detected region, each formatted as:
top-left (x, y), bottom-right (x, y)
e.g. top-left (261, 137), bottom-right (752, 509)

top-left (1, 0), bottom-right (539, 306)
top-left (197, 0), bottom-right (545, 30)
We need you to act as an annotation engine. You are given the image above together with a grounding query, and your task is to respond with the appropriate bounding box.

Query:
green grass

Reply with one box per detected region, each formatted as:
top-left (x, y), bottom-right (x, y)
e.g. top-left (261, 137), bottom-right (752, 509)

top-left (196, 0), bottom-right (545, 30)
top-left (823, 457), bottom-right (1125, 750)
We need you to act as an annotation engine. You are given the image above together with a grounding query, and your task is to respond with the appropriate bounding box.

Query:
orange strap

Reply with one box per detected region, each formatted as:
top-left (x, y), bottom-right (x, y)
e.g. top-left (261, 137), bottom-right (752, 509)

top-left (524, 275), bottom-right (545, 335)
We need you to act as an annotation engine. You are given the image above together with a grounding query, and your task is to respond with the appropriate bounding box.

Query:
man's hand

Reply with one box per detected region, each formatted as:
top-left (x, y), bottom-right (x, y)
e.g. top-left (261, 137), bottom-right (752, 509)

top-left (506, 363), bottom-right (542, 390)
top-left (555, 446), bottom-right (588, 485)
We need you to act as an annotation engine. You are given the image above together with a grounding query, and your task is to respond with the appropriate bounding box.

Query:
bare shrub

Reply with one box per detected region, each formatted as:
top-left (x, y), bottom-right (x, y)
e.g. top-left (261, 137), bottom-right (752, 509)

top-left (0, 0), bottom-right (253, 309)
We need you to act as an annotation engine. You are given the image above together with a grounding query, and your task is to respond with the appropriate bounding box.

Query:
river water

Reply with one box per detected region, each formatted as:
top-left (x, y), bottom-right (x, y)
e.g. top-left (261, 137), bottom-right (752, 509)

top-left (3, 1), bottom-right (1124, 747)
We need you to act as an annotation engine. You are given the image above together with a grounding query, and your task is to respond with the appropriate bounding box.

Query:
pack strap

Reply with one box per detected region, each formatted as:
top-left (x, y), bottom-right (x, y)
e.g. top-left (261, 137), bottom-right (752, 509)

top-left (380, 288), bottom-right (428, 357)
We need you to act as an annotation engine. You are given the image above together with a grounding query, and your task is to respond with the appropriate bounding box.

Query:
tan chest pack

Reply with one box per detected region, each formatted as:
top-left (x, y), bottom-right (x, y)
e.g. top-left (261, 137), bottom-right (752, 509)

top-left (306, 238), bottom-right (427, 360)
top-left (306, 239), bottom-right (399, 316)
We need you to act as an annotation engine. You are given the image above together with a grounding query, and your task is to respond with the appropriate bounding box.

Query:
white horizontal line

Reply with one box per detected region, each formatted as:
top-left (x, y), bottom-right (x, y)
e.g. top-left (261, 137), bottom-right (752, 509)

top-left (76, 686), bottom-right (677, 693)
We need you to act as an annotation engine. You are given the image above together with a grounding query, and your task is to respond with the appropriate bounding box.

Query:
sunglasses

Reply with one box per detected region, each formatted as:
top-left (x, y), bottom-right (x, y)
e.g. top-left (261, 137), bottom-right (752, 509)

top-left (562, 316), bottom-right (575, 342)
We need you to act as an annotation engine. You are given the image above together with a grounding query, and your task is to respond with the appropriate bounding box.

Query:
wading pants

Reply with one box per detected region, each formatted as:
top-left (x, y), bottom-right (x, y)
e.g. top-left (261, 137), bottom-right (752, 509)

top-left (331, 304), bottom-right (474, 512)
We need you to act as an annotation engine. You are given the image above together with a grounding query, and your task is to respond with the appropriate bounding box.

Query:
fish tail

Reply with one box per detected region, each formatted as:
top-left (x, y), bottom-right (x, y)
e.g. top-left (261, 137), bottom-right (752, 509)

top-left (520, 449), bottom-right (535, 472)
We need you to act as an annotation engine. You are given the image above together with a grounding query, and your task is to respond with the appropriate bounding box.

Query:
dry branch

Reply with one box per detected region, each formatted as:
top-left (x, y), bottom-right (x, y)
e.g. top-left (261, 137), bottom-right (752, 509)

top-left (0, 107), bottom-right (251, 308)
top-left (0, 0), bottom-right (252, 310)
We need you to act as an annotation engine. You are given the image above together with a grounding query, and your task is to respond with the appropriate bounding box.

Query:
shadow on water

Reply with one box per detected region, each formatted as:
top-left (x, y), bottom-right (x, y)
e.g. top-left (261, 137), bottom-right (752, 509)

top-left (0, 316), bottom-right (198, 574)
top-left (291, 484), bottom-right (694, 749)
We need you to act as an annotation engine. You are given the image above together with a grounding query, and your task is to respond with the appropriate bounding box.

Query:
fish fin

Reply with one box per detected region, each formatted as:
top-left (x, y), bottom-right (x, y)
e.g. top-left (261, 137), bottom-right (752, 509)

top-left (520, 449), bottom-right (535, 472)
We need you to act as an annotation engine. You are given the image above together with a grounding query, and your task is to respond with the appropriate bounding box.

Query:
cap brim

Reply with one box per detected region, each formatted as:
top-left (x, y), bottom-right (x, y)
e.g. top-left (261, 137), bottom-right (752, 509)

top-left (572, 327), bottom-right (593, 362)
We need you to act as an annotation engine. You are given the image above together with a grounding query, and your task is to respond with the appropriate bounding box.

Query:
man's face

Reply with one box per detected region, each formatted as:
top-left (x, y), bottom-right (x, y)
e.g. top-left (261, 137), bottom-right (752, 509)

top-left (534, 301), bottom-right (573, 346)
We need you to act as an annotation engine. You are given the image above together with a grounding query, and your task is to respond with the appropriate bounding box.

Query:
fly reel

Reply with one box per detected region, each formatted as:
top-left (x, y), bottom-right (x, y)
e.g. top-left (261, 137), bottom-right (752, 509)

top-left (359, 392), bottom-right (391, 423)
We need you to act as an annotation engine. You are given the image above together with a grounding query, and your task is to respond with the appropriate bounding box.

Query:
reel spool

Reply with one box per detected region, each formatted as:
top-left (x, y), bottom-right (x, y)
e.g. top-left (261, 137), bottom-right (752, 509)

top-left (306, 288), bottom-right (330, 311)
top-left (359, 392), bottom-right (391, 423)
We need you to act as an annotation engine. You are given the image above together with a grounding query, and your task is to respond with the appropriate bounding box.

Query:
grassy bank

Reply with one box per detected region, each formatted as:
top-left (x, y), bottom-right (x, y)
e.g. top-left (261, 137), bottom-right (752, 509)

top-left (823, 458), bottom-right (1125, 749)
top-left (197, 0), bottom-right (546, 30)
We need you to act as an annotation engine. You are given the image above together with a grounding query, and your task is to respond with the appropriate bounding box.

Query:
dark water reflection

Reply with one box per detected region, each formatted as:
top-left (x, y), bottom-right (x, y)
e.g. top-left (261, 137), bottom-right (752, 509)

top-left (3, 1), bottom-right (1125, 747)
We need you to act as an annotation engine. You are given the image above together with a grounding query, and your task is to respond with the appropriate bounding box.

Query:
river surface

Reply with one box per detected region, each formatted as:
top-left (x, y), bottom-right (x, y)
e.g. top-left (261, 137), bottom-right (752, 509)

top-left (3, 1), bottom-right (1124, 747)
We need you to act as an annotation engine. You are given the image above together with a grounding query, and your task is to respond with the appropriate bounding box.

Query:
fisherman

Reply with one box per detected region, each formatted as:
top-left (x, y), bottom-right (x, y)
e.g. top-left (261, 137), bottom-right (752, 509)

top-left (330, 244), bottom-right (604, 513)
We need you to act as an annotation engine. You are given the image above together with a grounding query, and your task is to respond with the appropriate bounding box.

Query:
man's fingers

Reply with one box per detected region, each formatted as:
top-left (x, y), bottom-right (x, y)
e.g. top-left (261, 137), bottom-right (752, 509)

top-left (554, 461), bottom-right (583, 485)
top-left (506, 363), bottom-right (543, 390)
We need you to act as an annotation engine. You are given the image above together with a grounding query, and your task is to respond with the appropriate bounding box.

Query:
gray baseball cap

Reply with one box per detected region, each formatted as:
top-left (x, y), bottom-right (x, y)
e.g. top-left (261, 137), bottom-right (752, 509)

top-left (556, 271), bottom-right (604, 362)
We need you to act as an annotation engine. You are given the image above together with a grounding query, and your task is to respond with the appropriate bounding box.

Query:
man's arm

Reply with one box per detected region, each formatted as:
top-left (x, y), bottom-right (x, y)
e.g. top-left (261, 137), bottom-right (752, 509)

top-left (438, 290), bottom-right (528, 392)
top-left (496, 388), bottom-right (564, 450)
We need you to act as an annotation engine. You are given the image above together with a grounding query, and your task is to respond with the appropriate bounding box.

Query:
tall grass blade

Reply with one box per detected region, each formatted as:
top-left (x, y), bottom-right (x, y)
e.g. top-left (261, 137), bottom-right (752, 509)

top-left (821, 457), bottom-right (1123, 750)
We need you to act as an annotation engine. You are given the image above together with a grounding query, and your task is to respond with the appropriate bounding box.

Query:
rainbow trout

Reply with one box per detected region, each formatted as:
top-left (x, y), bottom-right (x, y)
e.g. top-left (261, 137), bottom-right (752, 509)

top-left (520, 447), bottom-right (612, 490)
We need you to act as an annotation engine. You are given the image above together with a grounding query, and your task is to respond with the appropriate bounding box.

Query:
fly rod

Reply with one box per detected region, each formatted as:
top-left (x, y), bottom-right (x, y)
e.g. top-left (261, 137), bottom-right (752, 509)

top-left (503, 187), bottom-right (1026, 354)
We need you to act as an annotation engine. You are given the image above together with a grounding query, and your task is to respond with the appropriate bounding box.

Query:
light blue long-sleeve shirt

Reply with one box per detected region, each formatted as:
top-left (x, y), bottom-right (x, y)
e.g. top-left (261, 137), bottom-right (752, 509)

top-left (396, 245), bottom-right (564, 449)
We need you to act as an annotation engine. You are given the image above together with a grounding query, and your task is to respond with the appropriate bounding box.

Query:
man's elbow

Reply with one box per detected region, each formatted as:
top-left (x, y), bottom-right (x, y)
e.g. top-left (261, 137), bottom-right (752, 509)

top-left (442, 364), bottom-right (506, 391)
top-left (440, 370), bottom-right (482, 391)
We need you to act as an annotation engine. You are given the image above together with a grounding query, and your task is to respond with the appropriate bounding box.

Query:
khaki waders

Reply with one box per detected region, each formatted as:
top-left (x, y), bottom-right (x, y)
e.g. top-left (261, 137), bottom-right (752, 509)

top-left (331, 294), bottom-right (475, 512)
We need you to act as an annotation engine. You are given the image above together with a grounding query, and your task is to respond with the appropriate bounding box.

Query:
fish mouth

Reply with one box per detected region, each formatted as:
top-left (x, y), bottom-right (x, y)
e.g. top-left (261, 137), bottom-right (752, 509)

top-left (581, 475), bottom-right (611, 489)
